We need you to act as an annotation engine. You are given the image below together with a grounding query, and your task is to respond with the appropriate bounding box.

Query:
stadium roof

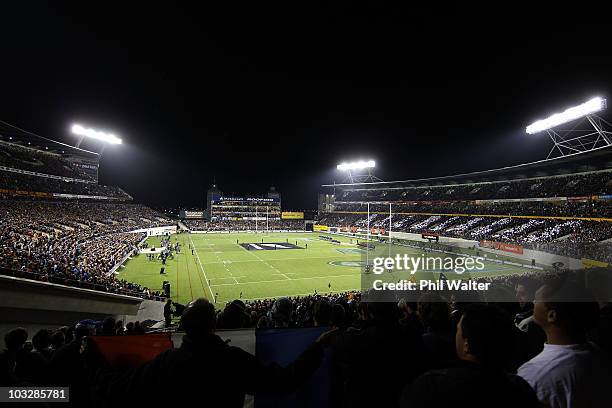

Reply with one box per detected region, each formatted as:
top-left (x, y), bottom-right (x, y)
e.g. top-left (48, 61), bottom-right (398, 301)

top-left (323, 145), bottom-right (612, 189)
top-left (0, 119), bottom-right (99, 160)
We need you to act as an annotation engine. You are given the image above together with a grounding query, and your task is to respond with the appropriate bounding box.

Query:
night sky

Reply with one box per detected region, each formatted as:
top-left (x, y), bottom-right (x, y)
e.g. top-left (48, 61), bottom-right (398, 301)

top-left (1, 3), bottom-right (611, 210)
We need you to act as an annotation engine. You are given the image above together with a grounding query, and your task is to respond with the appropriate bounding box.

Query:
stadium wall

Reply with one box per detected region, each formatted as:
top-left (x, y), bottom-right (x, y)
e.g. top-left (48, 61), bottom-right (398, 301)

top-left (324, 229), bottom-right (582, 270)
top-left (0, 275), bottom-right (162, 340)
top-left (388, 231), bottom-right (583, 269)
top-left (130, 225), bottom-right (177, 236)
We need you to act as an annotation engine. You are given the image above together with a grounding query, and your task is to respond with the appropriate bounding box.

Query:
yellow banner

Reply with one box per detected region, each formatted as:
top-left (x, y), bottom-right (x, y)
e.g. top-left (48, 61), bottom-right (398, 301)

top-left (582, 258), bottom-right (610, 268)
top-left (282, 211), bottom-right (304, 220)
top-left (313, 224), bottom-right (329, 232)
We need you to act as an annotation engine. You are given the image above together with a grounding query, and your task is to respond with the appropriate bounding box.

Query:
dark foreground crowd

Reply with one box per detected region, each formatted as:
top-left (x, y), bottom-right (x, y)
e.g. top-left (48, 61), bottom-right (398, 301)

top-left (2, 267), bottom-right (612, 408)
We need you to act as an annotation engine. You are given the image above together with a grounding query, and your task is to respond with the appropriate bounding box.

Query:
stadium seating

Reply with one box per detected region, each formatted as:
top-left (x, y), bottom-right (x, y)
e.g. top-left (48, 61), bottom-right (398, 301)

top-left (0, 169), bottom-right (131, 199)
top-left (338, 170), bottom-right (611, 201)
top-left (318, 169), bottom-right (612, 262)
top-left (0, 140), bottom-right (94, 180)
top-left (0, 200), bottom-right (173, 298)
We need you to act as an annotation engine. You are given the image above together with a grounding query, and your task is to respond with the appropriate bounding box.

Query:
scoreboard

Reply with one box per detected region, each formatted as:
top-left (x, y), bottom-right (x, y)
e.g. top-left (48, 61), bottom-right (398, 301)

top-left (421, 232), bottom-right (440, 242)
top-left (210, 195), bottom-right (281, 220)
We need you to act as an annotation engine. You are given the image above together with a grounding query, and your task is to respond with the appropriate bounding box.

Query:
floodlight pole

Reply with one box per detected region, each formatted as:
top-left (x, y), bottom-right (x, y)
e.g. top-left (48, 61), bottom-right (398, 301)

top-left (527, 98), bottom-right (612, 159)
top-left (75, 135), bottom-right (86, 148)
top-left (586, 115), bottom-right (612, 145)
top-left (543, 113), bottom-right (612, 159)
top-left (342, 168), bottom-right (382, 184)
top-left (98, 144), bottom-right (107, 158)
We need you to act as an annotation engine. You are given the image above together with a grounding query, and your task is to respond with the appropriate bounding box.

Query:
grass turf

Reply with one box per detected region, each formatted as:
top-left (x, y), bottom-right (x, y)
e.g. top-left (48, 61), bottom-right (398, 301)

top-left (117, 232), bottom-right (532, 307)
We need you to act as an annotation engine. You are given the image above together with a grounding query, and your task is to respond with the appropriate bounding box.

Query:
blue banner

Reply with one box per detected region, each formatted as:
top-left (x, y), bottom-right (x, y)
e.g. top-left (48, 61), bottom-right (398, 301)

top-left (255, 327), bottom-right (331, 408)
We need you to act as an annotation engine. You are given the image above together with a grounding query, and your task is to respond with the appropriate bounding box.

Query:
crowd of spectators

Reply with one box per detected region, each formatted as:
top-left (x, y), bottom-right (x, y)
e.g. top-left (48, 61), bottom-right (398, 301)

top-left (318, 211), bottom-right (612, 262)
top-left (0, 141), bottom-right (94, 180)
top-left (0, 200), bottom-right (174, 298)
top-left (0, 169), bottom-right (131, 199)
top-left (338, 170), bottom-right (611, 202)
top-left (3, 266), bottom-right (611, 407)
top-left (332, 198), bottom-right (612, 218)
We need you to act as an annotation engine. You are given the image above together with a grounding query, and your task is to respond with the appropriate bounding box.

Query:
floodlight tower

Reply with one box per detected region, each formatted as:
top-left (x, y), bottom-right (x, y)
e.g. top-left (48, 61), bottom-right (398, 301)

top-left (71, 123), bottom-right (122, 156)
top-left (336, 160), bottom-right (381, 183)
top-left (526, 97), bottom-right (612, 159)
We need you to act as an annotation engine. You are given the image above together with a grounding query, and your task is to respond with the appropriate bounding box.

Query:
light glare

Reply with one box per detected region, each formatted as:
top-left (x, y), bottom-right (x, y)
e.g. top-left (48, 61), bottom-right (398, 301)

top-left (526, 97), bottom-right (606, 134)
top-left (71, 124), bottom-right (122, 145)
top-left (337, 160), bottom-right (376, 171)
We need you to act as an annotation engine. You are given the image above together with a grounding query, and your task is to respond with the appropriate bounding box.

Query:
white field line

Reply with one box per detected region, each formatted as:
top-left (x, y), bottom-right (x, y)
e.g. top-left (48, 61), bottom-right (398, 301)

top-left (210, 273), bottom-right (357, 287)
top-left (197, 255), bottom-right (358, 265)
top-left (237, 243), bottom-right (291, 280)
top-left (210, 249), bottom-right (238, 284)
top-left (189, 235), bottom-right (216, 299)
top-left (212, 276), bottom-right (249, 283)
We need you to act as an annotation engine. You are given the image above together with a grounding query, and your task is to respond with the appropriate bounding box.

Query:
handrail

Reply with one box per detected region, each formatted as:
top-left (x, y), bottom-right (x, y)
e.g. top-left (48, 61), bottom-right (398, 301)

top-left (0, 267), bottom-right (166, 301)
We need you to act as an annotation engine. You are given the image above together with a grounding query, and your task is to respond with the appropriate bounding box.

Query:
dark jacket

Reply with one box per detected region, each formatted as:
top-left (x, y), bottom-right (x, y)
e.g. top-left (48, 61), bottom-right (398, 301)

top-left (87, 333), bottom-right (324, 407)
top-left (401, 360), bottom-right (540, 408)
top-left (50, 339), bottom-right (91, 407)
top-left (331, 320), bottom-right (427, 408)
top-left (163, 302), bottom-right (172, 319)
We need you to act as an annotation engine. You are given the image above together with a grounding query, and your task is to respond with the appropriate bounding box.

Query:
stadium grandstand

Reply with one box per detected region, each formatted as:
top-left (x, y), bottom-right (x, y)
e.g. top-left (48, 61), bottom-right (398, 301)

top-left (181, 184), bottom-right (306, 231)
top-left (0, 120), bottom-right (131, 200)
top-left (318, 148), bottom-right (612, 264)
top-left (0, 121), bottom-right (177, 330)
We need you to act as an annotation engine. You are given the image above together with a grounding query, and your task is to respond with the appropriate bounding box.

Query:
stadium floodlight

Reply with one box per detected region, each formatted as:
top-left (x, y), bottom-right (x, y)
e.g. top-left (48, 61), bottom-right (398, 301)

top-left (335, 160), bottom-right (380, 183)
top-left (337, 160), bottom-right (375, 171)
top-left (71, 124), bottom-right (122, 145)
top-left (526, 97), bottom-right (606, 134)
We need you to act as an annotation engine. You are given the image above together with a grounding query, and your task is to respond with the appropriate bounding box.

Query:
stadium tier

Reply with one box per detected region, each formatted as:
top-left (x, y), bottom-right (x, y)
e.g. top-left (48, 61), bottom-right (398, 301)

top-left (0, 139), bottom-right (97, 181)
top-left (317, 152), bottom-right (612, 264)
top-left (0, 127), bottom-right (130, 201)
top-left (0, 200), bottom-right (174, 299)
top-left (334, 169), bottom-right (611, 201)
top-left (0, 169), bottom-right (131, 199)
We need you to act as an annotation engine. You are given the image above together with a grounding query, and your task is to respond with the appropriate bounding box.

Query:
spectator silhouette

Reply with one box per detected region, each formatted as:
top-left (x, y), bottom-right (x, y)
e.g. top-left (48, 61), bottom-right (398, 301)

top-left (50, 330), bottom-right (66, 355)
top-left (50, 322), bottom-right (95, 407)
top-left (0, 328), bottom-right (28, 385)
top-left (518, 282), bottom-right (612, 407)
top-left (331, 298), bottom-right (426, 408)
top-left (330, 303), bottom-right (346, 329)
top-left (314, 300), bottom-right (332, 326)
top-left (402, 304), bottom-right (539, 407)
top-left (217, 299), bottom-right (250, 329)
top-left (417, 292), bottom-right (456, 368)
top-left (86, 298), bottom-right (332, 406)
top-left (32, 329), bottom-right (53, 360)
